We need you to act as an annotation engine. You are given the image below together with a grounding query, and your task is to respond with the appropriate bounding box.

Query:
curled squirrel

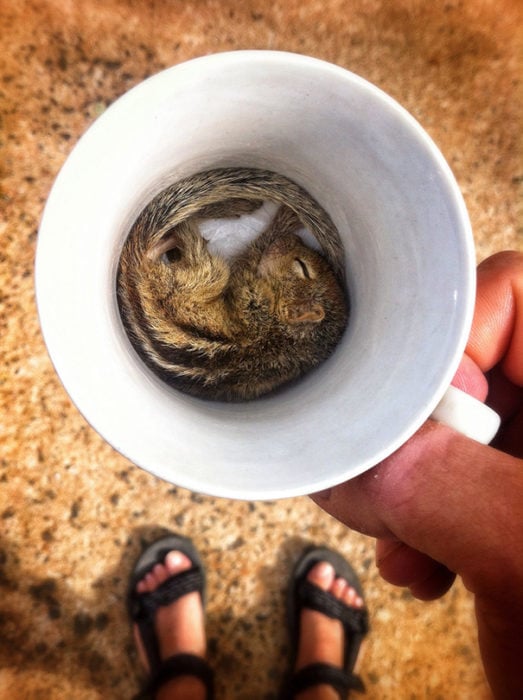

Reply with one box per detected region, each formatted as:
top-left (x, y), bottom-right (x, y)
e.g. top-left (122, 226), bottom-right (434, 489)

top-left (117, 167), bottom-right (348, 401)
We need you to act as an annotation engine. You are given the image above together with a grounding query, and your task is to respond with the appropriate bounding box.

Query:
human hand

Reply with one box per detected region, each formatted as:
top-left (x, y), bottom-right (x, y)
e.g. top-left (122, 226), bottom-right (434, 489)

top-left (311, 251), bottom-right (523, 697)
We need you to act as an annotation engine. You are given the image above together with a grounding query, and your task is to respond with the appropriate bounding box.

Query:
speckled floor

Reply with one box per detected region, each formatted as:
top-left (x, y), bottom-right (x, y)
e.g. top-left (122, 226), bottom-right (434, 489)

top-left (1, 1), bottom-right (521, 698)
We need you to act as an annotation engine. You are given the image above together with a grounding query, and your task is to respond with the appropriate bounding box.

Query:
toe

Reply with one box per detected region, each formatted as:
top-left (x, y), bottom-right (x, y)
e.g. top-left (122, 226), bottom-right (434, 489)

top-left (165, 550), bottom-right (193, 574)
top-left (143, 571), bottom-right (157, 592)
top-left (331, 576), bottom-right (348, 600)
top-left (152, 562), bottom-right (169, 587)
top-left (306, 561), bottom-right (336, 590)
top-left (340, 584), bottom-right (364, 609)
top-left (343, 585), bottom-right (355, 606)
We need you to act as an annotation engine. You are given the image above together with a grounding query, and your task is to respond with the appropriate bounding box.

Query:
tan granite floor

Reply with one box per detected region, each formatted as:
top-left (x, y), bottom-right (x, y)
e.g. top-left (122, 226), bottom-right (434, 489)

top-left (1, 1), bottom-right (521, 698)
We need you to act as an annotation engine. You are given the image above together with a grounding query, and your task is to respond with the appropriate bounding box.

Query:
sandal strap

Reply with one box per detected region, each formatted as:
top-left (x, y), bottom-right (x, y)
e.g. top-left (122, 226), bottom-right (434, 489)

top-left (146, 653), bottom-right (214, 699)
top-left (131, 568), bottom-right (203, 622)
top-left (298, 579), bottom-right (369, 635)
top-left (289, 662), bottom-right (365, 699)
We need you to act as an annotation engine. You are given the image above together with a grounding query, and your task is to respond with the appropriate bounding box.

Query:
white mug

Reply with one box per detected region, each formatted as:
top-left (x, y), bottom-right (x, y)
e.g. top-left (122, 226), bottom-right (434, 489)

top-left (35, 51), bottom-right (500, 500)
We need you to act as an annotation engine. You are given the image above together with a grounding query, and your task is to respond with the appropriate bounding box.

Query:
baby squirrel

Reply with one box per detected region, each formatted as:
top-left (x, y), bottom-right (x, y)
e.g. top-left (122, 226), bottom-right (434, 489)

top-left (117, 167), bottom-right (348, 401)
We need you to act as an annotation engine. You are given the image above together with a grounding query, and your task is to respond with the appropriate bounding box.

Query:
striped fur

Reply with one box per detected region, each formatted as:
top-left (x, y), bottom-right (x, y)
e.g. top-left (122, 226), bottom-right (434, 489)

top-left (117, 168), bottom-right (348, 401)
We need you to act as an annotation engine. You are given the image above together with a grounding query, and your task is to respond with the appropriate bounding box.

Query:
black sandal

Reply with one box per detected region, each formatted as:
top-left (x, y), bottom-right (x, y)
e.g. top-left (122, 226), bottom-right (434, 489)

top-left (284, 546), bottom-right (369, 699)
top-left (128, 533), bottom-right (214, 700)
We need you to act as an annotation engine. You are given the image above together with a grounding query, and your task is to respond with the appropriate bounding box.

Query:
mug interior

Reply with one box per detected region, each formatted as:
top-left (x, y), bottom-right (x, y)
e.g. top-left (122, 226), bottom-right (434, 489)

top-left (35, 51), bottom-right (475, 499)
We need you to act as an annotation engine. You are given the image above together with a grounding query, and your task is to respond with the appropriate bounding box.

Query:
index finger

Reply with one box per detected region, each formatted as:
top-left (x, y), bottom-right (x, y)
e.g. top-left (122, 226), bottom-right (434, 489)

top-left (466, 250), bottom-right (523, 385)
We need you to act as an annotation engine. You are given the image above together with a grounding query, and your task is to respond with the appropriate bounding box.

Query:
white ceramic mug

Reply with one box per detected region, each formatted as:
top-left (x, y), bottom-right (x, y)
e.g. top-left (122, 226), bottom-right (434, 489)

top-left (35, 51), bottom-right (500, 500)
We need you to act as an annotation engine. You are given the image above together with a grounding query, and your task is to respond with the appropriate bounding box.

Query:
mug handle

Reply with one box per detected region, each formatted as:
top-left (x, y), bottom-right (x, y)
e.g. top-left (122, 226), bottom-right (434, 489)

top-left (431, 385), bottom-right (501, 445)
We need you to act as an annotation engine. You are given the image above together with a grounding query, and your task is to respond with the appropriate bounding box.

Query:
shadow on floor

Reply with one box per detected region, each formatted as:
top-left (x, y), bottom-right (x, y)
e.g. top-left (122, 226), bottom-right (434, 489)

top-left (0, 527), bottom-right (319, 698)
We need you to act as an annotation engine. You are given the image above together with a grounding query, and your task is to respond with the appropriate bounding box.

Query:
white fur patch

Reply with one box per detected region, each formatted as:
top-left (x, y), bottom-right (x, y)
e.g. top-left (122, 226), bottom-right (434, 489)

top-left (199, 201), bottom-right (321, 259)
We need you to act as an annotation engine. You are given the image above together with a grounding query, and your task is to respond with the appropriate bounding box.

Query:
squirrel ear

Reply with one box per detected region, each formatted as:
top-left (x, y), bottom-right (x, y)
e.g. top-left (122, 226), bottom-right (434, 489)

top-left (287, 302), bottom-right (325, 324)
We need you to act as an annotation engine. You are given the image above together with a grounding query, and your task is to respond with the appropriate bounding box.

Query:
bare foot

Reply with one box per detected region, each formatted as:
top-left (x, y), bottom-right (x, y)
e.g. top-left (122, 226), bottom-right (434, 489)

top-left (295, 561), bottom-right (364, 700)
top-left (134, 550), bottom-right (208, 700)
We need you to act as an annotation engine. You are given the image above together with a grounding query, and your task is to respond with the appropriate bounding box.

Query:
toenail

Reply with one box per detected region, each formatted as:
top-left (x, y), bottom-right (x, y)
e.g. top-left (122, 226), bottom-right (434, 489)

top-left (165, 550), bottom-right (183, 568)
top-left (313, 561), bottom-right (334, 579)
top-left (345, 586), bottom-right (356, 602)
top-left (333, 577), bottom-right (347, 595)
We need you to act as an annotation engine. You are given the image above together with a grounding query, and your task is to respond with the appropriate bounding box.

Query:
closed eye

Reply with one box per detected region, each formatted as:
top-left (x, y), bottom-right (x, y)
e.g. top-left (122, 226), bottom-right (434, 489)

top-left (294, 257), bottom-right (311, 279)
top-left (161, 247), bottom-right (182, 264)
